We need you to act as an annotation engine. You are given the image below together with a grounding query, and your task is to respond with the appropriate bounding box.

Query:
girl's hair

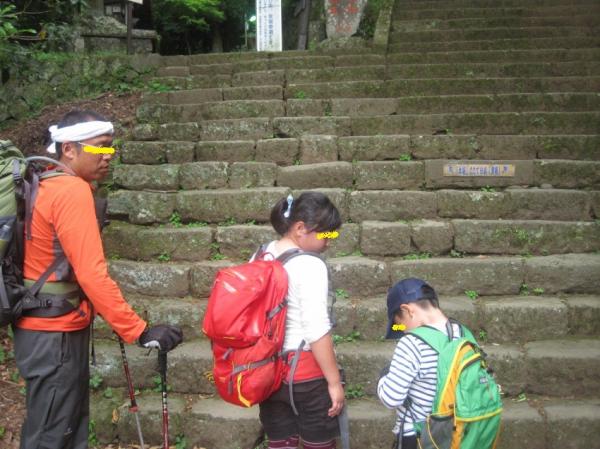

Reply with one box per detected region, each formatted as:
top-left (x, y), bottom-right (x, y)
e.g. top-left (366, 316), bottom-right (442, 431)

top-left (54, 109), bottom-right (109, 157)
top-left (270, 192), bottom-right (342, 236)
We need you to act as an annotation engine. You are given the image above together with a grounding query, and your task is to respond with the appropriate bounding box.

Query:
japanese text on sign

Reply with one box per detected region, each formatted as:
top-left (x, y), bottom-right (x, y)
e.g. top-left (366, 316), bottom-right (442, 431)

top-left (256, 0), bottom-right (282, 52)
top-left (443, 164), bottom-right (516, 177)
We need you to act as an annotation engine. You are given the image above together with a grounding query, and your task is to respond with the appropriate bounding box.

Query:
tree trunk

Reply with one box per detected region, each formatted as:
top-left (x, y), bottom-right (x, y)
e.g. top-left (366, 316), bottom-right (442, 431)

top-left (212, 25), bottom-right (224, 53)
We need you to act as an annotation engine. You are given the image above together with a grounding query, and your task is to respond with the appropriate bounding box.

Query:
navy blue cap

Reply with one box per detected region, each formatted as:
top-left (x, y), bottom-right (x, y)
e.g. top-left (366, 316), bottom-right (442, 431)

top-left (385, 278), bottom-right (438, 339)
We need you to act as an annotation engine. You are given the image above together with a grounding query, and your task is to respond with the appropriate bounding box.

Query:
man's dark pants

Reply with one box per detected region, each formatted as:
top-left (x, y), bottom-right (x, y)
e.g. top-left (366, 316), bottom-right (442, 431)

top-left (14, 326), bottom-right (90, 449)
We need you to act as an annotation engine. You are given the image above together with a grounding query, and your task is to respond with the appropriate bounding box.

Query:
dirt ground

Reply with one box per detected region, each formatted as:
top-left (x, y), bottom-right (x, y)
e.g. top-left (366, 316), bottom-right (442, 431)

top-left (0, 91), bottom-right (142, 156)
top-left (0, 91), bottom-right (146, 449)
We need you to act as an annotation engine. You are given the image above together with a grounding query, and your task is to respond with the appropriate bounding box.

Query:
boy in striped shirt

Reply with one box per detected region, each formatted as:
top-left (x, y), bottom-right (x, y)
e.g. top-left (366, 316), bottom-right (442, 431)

top-left (377, 278), bottom-right (461, 449)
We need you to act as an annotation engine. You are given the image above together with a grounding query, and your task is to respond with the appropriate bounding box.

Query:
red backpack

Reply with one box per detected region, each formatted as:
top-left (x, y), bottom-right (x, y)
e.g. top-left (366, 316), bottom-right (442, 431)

top-left (202, 247), bottom-right (302, 407)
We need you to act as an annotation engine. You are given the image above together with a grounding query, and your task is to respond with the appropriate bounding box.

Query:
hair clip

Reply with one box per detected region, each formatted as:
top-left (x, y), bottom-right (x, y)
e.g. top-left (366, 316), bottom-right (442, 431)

top-left (283, 194), bottom-right (293, 218)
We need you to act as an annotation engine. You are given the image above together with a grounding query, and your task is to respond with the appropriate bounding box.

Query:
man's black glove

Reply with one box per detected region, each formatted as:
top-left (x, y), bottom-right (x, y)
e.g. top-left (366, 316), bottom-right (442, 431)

top-left (138, 324), bottom-right (183, 352)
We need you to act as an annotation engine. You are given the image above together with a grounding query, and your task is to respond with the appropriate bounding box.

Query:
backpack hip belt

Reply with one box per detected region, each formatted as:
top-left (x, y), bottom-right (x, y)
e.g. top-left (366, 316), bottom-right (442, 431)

top-left (21, 279), bottom-right (81, 318)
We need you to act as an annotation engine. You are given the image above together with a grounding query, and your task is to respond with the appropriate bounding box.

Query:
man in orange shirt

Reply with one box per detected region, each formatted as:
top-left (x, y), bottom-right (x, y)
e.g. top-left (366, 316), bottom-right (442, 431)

top-left (13, 110), bottom-right (182, 449)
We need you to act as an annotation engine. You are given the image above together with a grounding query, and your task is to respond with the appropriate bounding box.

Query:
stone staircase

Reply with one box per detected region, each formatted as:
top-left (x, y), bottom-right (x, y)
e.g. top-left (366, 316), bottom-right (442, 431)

top-left (91, 0), bottom-right (600, 447)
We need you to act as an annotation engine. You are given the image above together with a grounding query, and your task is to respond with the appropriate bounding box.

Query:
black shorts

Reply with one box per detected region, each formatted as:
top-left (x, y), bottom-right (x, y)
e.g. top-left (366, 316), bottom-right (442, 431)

top-left (259, 378), bottom-right (340, 442)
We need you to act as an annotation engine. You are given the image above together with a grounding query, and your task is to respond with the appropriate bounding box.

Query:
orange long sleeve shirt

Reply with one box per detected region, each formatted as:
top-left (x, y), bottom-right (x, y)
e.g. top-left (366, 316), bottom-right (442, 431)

top-left (17, 175), bottom-right (146, 343)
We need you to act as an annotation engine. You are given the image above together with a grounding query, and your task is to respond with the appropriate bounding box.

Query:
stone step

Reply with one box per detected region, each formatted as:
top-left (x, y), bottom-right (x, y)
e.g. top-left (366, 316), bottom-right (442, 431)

top-left (130, 112), bottom-right (600, 142)
top-left (105, 253), bottom-right (600, 299)
top-left (89, 392), bottom-right (600, 449)
top-left (392, 14), bottom-right (600, 32)
top-left (93, 292), bottom-right (600, 346)
top-left (393, 4), bottom-right (600, 20)
top-left (120, 135), bottom-right (600, 165)
top-left (137, 93), bottom-right (600, 123)
top-left (146, 63), bottom-right (600, 101)
top-left (155, 54), bottom-right (390, 78)
top-left (89, 336), bottom-right (600, 398)
top-left (109, 158), bottom-right (600, 193)
top-left (106, 187), bottom-right (599, 225)
top-left (390, 26), bottom-right (596, 43)
top-left (348, 112), bottom-right (600, 136)
top-left (150, 71), bottom-right (600, 92)
top-left (387, 48), bottom-right (600, 64)
top-left (142, 85), bottom-right (284, 105)
top-left (397, 0), bottom-right (598, 10)
top-left (388, 36), bottom-right (599, 53)
top-left (102, 218), bottom-right (600, 264)
top-left (284, 78), bottom-right (600, 99)
top-left (386, 62), bottom-right (600, 79)
top-left (292, 94), bottom-right (600, 118)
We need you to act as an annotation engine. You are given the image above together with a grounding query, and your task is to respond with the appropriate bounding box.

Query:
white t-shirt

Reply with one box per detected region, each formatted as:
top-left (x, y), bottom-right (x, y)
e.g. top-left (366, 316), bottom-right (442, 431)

top-left (261, 241), bottom-right (332, 352)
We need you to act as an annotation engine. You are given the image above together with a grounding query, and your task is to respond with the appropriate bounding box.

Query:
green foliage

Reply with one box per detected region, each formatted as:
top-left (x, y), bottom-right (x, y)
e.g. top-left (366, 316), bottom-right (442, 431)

top-left (398, 153), bottom-right (412, 161)
top-left (0, 426), bottom-right (5, 438)
top-left (175, 434), bottom-right (187, 449)
top-left (210, 242), bottom-right (226, 260)
top-left (403, 252), bottom-right (431, 260)
top-left (481, 185), bottom-right (495, 192)
top-left (153, 0), bottom-right (225, 54)
top-left (152, 375), bottom-right (172, 392)
top-left (89, 372), bottom-right (103, 390)
top-left (465, 290), bottom-right (479, 300)
top-left (519, 283), bottom-right (530, 296)
top-left (335, 288), bottom-right (349, 299)
top-left (449, 249), bottom-right (464, 258)
top-left (0, 4), bottom-right (34, 41)
top-left (333, 331), bottom-right (361, 344)
top-left (478, 329), bottom-right (488, 343)
top-left (293, 90), bottom-right (307, 99)
top-left (157, 253), bottom-right (171, 262)
top-left (219, 217), bottom-right (237, 226)
top-left (356, 0), bottom-right (387, 38)
top-left (169, 212), bottom-right (183, 228)
top-left (345, 383), bottom-right (365, 399)
top-left (532, 287), bottom-right (545, 295)
top-left (514, 392), bottom-right (527, 403)
top-left (102, 387), bottom-right (114, 399)
top-left (0, 345), bottom-right (4, 364)
top-left (187, 221), bottom-right (208, 227)
top-left (88, 419), bottom-right (99, 447)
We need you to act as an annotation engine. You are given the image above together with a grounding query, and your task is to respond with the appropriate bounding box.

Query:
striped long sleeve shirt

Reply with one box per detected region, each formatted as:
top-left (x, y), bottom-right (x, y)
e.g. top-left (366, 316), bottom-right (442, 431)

top-left (377, 321), bottom-right (461, 436)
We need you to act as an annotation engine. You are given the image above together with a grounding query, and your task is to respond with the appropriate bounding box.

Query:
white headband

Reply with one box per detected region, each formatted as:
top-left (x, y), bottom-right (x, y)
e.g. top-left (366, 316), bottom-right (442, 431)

top-left (46, 121), bottom-right (114, 154)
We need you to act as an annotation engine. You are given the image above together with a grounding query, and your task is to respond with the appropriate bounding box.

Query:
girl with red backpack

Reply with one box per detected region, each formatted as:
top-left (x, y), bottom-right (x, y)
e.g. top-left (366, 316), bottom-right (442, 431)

top-left (259, 191), bottom-right (344, 449)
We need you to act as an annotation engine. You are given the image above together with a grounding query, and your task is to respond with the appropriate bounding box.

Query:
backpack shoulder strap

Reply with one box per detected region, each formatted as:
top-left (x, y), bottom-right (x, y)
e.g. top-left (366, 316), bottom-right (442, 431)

top-left (408, 325), bottom-right (455, 354)
top-left (277, 249), bottom-right (325, 266)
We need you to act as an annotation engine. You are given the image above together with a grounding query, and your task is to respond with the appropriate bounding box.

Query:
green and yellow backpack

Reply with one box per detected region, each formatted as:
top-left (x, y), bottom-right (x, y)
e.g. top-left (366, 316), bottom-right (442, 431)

top-left (409, 322), bottom-right (503, 449)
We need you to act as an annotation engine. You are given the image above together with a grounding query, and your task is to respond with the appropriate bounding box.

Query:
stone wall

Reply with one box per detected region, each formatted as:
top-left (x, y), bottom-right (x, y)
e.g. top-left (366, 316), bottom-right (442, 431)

top-left (0, 52), bottom-right (159, 128)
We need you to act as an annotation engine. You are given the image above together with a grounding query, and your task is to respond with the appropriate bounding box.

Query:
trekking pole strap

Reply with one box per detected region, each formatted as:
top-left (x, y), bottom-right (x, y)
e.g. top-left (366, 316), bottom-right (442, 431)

top-left (286, 340), bottom-right (305, 416)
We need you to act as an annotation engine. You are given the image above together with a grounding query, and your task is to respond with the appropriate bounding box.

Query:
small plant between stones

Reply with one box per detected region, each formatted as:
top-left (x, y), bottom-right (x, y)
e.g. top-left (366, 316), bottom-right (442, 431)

top-left (294, 90), bottom-right (307, 99)
top-left (89, 372), bottom-right (103, 390)
top-left (333, 331), bottom-right (361, 344)
top-left (169, 212), bottom-right (183, 228)
top-left (403, 252), bottom-right (431, 260)
top-left (335, 288), bottom-right (350, 299)
top-left (345, 383), bottom-right (365, 399)
top-left (175, 434), bottom-right (187, 449)
top-left (465, 290), bottom-right (478, 300)
top-left (157, 252), bottom-right (171, 262)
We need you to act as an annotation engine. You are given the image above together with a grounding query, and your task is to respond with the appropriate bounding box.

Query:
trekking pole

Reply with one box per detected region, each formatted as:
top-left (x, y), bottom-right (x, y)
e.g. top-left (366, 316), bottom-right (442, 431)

top-left (158, 350), bottom-right (170, 449)
top-left (118, 337), bottom-right (146, 449)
